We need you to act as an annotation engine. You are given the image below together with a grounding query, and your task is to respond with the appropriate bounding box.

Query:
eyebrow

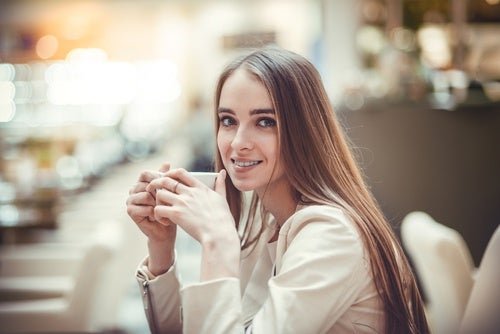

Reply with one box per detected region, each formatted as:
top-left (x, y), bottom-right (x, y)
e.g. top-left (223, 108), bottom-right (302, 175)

top-left (217, 107), bottom-right (275, 115)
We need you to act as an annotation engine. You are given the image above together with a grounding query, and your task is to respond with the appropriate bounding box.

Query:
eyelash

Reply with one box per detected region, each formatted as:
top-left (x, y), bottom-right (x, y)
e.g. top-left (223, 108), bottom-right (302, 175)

top-left (219, 116), bottom-right (236, 127)
top-left (257, 117), bottom-right (276, 128)
top-left (219, 116), bottom-right (277, 128)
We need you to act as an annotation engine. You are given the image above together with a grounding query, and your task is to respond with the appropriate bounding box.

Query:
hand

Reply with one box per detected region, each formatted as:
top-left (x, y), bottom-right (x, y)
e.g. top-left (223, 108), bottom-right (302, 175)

top-left (126, 162), bottom-right (176, 275)
top-left (146, 168), bottom-right (237, 244)
top-left (147, 168), bottom-right (241, 280)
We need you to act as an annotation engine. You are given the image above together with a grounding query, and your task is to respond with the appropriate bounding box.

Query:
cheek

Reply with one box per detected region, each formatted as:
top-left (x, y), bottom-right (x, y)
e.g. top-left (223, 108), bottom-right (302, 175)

top-left (261, 135), bottom-right (279, 160)
top-left (217, 132), bottom-right (230, 155)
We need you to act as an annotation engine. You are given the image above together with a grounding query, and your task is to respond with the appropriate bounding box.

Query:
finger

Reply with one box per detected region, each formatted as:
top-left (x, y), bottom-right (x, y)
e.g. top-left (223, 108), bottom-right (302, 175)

top-left (127, 204), bottom-right (155, 220)
top-left (138, 170), bottom-right (165, 183)
top-left (147, 176), bottom-right (186, 194)
top-left (129, 181), bottom-right (151, 195)
top-left (127, 191), bottom-right (155, 206)
top-left (159, 162), bottom-right (171, 173)
top-left (215, 169), bottom-right (227, 197)
top-left (156, 189), bottom-right (178, 205)
top-left (164, 168), bottom-right (197, 188)
top-left (156, 216), bottom-right (174, 227)
top-left (146, 177), bottom-right (169, 194)
top-left (154, 205), bottom-right (180, 225)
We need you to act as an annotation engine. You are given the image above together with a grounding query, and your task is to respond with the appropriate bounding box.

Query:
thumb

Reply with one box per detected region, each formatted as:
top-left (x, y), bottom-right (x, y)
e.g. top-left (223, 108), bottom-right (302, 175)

top-left (215, 169), bottom-right (227, 197)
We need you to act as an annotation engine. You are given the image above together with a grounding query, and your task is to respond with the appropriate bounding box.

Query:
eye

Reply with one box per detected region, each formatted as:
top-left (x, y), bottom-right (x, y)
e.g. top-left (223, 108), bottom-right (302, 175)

top-left (257, 117), bottom-right (277, 128)
top-left (219, 115), bottom-right (236, 127)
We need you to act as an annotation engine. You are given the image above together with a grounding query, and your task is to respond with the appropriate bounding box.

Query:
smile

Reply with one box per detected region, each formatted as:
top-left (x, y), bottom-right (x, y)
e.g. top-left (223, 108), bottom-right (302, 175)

top-left (232, 159), bottom-right (262, 167)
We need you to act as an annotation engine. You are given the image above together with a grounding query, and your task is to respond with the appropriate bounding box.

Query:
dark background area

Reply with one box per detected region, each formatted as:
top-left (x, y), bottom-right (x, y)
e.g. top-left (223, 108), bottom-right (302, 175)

top-left (342, 100), bottom-right (500, 265)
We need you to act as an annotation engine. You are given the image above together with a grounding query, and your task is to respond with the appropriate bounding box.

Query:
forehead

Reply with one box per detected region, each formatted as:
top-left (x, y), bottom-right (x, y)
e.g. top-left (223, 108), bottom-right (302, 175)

top-left (219, 68), bottom-right (272, 110)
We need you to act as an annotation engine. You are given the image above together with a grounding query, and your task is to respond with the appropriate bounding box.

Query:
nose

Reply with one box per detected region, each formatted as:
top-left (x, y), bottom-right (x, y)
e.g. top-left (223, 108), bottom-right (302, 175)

top-left (230, 125), bottom-right (254, 151)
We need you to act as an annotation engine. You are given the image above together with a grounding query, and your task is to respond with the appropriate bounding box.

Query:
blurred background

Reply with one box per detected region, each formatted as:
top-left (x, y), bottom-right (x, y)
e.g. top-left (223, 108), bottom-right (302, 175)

top-left (0, 0), bottom-right (499, 333)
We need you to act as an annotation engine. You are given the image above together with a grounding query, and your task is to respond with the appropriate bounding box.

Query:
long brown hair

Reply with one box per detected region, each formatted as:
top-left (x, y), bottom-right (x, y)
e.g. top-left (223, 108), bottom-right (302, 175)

top-left (213, 46), bottom-right (429, 334)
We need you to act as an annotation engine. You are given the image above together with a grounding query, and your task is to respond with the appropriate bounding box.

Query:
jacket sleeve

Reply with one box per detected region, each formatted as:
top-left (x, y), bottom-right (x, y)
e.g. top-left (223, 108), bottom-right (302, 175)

top-left (136, 256), bottom-right (183, 334)
top-left (180, 206), bottom-right (370, 333)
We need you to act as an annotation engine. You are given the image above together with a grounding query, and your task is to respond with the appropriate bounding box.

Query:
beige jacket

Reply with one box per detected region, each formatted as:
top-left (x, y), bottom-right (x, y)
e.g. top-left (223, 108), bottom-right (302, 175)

top-left (136, 205), bottom-right (385, 334)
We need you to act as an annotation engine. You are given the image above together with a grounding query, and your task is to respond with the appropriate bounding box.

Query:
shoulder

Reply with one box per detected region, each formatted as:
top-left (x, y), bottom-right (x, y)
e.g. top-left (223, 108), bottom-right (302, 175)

top-left (282, 205), bottom-right (359, 239)
top-left (279, 205), bottom-right (364, 257)
top-left (292, 204), bottom-right (350, 222)
top-left (275, 204), bottom-right (370, 282)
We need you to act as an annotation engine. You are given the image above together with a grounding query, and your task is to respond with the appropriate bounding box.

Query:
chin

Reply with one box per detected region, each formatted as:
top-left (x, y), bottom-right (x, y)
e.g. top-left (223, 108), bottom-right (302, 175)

top-left (233, 183), bottom-right (255, 192)
top-left (230, 179), bottom-right (258, 192)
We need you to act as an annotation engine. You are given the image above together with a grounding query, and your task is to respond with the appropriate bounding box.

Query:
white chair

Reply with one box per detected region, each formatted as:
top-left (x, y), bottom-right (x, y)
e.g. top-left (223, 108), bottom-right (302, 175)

top-left (401, 211), bottom-right (476, 334)
top-left (0, 243), bottom-right (83, 278)
top-left (0, 233), bottom-right (109, 302)
top-left (0, 276), bottom-right (74, 302)
top-left (0, 222), bottom-right (122, 333)
top-left (459, 225), bottom-right (500, 334)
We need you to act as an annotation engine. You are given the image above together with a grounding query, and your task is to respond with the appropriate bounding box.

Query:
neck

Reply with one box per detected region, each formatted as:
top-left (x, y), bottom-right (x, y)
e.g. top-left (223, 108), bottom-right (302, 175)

top-left (257, 177), bottom-right (297, 226)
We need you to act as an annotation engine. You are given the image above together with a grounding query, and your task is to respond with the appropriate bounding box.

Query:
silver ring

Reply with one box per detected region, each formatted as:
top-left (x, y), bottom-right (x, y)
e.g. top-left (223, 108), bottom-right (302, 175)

top-left (173, 181), bottom-right (180, 193)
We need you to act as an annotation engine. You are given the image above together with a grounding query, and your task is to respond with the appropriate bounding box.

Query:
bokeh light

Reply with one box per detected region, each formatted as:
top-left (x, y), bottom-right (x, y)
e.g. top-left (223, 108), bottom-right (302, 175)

top-left (36, 35), bottom-right (59, 59)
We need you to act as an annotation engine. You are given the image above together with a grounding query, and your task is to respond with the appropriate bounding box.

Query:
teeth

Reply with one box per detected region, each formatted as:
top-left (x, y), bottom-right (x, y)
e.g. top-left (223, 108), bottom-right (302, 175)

top-left (234, 160), bottom-right (260, 167)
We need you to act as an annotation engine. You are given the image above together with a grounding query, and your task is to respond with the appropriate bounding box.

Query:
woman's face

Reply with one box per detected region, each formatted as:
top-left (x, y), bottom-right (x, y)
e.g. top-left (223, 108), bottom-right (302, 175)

top-left (217, 68), bottom-right (286, 194)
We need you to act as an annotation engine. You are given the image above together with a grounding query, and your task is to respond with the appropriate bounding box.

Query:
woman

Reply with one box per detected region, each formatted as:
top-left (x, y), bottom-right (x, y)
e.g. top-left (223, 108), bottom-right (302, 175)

top-left (126, 46), bottom-right (429, 333)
